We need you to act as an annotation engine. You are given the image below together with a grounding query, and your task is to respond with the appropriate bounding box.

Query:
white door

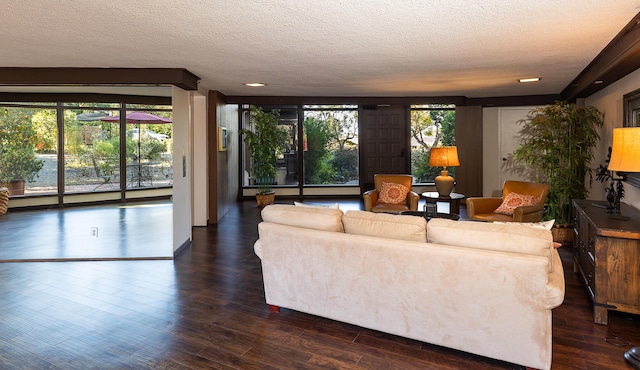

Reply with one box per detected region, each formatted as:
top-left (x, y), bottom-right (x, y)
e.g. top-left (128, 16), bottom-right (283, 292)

top-left (498, 107), bottom-right (539, 186)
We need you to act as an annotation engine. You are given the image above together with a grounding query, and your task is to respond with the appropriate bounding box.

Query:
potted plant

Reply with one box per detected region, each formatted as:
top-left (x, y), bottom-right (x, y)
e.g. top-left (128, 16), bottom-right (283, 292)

top-left (240, 107), bottom-right (288, 207)
top-left (0, 108), bottom-right (45, 195)
top-left (512, 101), bottom-right (603, 242)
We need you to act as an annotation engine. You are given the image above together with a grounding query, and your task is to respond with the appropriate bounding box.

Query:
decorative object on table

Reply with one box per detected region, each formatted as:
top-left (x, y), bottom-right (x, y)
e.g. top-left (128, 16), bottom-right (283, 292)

top-left (595, 146), bottom-right (625, 213)
top-left (421, 191), bottom-right (465, 215)
top-left (240, 107), bottom-right (288, 207)
top-left (428, 146), bottom-right (460, 197)
top-left (605, 127), bottom-right (640, 220)
top-left (511, 101), bottom-right (604, 226)
top-left (424, 202), bottom-right (437, 218)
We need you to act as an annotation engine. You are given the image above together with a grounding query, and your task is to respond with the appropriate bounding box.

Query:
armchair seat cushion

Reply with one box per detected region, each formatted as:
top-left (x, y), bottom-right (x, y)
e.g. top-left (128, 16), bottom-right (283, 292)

top-left (371, 203), bottom-right (411, 214)
top-left (468, 212), bottom-right (516, 222)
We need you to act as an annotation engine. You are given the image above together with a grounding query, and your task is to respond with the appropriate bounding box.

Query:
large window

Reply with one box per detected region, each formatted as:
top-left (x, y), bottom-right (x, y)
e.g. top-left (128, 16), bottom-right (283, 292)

top-left (241, 106), bottom-right (298, 187)
top-left (303, 105), bottom-right (358, 185)
top-left (0, 104), bottom-right (56, 196)
top-left (64, 105), bottom-right (120, 192)
top-left (241, 105), bottom-right (359, 190)
top-left (240, 103), bottom-right (456, 194)
top-left (410, 105), bottom-right (456, 183)
top-left (0, 102), bottom-right (172, 199)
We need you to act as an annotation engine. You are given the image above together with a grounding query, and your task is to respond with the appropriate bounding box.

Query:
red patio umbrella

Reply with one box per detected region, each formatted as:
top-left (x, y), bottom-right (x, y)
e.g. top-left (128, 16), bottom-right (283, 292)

top-left (101, 112), bottom-right (172, 186)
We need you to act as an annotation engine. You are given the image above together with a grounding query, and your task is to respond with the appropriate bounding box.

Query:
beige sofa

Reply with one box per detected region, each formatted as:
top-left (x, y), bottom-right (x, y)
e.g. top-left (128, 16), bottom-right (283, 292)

top-left (254, 204), bottom-right (565, 370)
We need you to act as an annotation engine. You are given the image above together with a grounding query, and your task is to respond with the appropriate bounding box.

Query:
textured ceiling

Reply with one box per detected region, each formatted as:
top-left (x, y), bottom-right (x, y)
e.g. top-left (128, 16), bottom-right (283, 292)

top-left (1, 0), bottom-right (639, 98)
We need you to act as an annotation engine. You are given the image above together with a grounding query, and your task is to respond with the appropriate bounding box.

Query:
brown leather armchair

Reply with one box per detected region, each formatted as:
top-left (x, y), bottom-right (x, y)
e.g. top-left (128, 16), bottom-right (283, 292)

top-left (363, 174), bottom-right (419, 213)
top-left (466, 180), bottom-right (549, 222)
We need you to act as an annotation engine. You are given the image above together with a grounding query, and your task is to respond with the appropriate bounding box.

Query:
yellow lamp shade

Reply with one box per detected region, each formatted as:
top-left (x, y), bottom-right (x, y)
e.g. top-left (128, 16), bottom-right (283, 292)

top-left (608, 127), bottom-right (640, 172)
top-left (429, 146), bottom-right (460, 167)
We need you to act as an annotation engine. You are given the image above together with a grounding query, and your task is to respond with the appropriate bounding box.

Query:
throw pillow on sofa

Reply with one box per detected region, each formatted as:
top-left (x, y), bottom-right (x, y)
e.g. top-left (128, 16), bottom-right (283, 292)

top-left (494, 192), bottom-right (540, 215)
top-left (377, 181), bottom-right (409, 204)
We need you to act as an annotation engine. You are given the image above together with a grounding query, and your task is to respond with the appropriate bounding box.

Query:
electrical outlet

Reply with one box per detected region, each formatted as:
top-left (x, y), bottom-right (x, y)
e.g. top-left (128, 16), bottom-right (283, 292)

top-left (91, 227), bottom-right (98, 238)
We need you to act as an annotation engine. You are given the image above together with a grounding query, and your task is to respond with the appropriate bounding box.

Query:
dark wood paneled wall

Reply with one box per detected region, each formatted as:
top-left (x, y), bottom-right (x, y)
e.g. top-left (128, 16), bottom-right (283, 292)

top-left (454, 106), bottom-right (483, 198)
top-left (208, 91), bottom-right (239, 224)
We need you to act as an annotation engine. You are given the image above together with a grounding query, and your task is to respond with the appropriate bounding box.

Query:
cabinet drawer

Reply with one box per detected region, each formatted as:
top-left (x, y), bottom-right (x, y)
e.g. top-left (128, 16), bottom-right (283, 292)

top-left (577, 248), bottom-right (595, 298)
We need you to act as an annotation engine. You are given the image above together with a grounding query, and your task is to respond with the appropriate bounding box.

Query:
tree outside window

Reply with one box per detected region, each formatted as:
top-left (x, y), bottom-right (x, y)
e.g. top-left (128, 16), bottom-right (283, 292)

top-left (410, 105), bottom-right (456, 183)
top-left (303, 106), bottom-right (358, 185)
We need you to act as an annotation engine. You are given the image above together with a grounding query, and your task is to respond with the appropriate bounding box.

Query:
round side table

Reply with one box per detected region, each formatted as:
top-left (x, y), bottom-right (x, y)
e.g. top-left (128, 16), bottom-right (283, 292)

top-left (421, 192), bottom-right (465, 215)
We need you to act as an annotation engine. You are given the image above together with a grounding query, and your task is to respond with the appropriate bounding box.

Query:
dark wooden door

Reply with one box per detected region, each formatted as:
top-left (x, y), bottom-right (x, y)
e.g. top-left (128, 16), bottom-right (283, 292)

top-left (359, 105), bottom-right (409, 193)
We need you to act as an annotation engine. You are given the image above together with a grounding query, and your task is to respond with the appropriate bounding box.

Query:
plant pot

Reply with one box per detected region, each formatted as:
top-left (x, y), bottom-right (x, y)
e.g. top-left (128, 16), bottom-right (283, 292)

top-left (552, 224), bottom-right (574, 245)
top-left (256, 192), bottom-right (275, 207)
top-left (7, 179), bottom-right (25, 196)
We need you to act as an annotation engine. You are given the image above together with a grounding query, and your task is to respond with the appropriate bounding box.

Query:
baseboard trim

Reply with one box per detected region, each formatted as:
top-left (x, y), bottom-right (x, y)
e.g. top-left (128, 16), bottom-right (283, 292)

top-left (174, 238), bottom-right (191, 258)
top-left (0, 256), bottom-right (173, 263)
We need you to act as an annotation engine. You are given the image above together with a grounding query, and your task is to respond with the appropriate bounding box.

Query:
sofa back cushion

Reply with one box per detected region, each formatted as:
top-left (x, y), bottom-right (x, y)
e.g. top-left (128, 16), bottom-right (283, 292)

top-left (342, 210), bottom-right (427, 242)
top-left (261, 204), bottom-right (345, 232)
top-left (427, 218), bottom-right (554, 271)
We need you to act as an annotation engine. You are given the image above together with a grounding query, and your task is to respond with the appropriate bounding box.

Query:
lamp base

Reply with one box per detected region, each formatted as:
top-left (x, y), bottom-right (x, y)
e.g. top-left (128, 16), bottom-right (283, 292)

top-left (434, 170), bottom-right (455, 197)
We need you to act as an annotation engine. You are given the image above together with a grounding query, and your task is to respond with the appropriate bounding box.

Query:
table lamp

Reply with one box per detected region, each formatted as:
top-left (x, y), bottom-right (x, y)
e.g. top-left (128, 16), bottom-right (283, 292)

top-left (607, 127), bottom-right (640, 218)
top-left (429, 146), bottom-right (460, 197)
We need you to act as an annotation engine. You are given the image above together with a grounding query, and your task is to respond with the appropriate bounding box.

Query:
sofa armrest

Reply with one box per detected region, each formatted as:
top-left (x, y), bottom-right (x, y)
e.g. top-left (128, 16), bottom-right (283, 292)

top-left (363, 190), bottom-right (378, 211)
top-left (466, 197), bottom-right (503, 218)
top-left (545, 249), bottom-right (565, 309)
top-left (513, 203), bottom-right (545, 222)
top-left (407, 191), bottom-right (419, 211)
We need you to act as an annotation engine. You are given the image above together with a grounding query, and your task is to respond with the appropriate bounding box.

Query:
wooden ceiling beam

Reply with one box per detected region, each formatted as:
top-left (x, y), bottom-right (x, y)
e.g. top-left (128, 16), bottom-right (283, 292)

top-left (0, 68), bottom-right (200, 90)
top-left (562, 13), bottom-right (640, 101)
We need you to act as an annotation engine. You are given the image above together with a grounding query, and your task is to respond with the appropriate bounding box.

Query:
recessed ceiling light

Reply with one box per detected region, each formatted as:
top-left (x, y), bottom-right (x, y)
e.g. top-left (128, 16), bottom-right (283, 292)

top-left (519, 77), bottom-right (540, 83)
top-left (594, 80), bottom-right (604, 84)
top-left (244, 82), bottom-right (266, 87)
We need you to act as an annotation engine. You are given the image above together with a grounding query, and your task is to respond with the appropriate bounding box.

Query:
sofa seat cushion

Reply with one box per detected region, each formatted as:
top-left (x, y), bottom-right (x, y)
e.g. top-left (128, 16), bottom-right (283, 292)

top-left (261, 204), bottom-right (345, 232)
top-left (342, 210), bottom-right (427, 242)
top-left (427, 218), bottom-right (554, 271)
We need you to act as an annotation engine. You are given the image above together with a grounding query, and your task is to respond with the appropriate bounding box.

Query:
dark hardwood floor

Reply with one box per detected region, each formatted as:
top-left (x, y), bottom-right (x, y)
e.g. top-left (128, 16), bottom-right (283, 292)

top-left (0, 200), bottom-right (173, 261)
top-left (0, 199), bottom-right (638, 369)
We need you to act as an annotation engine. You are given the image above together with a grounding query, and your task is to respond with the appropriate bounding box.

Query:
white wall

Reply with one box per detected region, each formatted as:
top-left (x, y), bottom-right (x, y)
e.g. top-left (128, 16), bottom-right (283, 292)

top-left (172, 86), bottom-right (193, 251)
top-left (482, 106), bottom-right (538, 197)
top-left (586, 68), bottom-right (640, 211)
top-left (191, 93), bottom-right (208, 226)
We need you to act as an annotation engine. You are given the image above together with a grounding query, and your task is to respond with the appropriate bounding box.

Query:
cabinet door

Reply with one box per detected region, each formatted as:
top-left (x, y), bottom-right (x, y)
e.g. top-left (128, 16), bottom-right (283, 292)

top-left (600, 237), bottom-right (640, 312)
top-left (575, 210), bottom-right (595, 297)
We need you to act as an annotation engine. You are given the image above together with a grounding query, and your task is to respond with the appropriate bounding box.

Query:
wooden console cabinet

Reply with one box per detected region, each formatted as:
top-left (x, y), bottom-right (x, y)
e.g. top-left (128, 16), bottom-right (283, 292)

top-left (573, 200), bottom-right (640, 325)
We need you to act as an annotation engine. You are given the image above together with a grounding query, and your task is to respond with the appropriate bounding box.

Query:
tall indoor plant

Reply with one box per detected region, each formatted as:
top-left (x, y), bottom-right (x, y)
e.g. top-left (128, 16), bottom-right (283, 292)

top-left (0, 108), bottom-right (45, 195)
top-left (240, 107), bottom-right (288, 207)
top-left (512, 101), bottom-right (603, 233)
